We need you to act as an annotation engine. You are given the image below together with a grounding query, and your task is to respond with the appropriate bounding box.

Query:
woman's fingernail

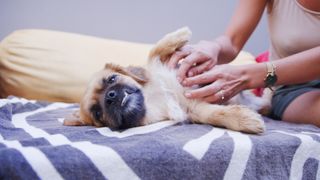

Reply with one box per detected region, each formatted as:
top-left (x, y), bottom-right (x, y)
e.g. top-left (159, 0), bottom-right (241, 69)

top-left (185, 92), bottom-right (191, 98)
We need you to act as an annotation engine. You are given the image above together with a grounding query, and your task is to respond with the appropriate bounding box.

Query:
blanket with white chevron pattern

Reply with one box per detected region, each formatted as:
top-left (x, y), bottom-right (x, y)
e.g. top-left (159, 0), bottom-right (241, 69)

top-left (0, 96), bottom-right (319, 180)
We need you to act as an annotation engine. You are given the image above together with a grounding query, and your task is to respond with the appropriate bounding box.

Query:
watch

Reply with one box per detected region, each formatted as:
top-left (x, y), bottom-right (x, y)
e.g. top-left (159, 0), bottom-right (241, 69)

top-left (264, 62), bottom-right (277, 91)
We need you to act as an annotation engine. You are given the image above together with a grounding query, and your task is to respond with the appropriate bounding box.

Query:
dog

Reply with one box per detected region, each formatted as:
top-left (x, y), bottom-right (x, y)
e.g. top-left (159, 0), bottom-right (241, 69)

top-left (64, 27), bottom-right (269, 134)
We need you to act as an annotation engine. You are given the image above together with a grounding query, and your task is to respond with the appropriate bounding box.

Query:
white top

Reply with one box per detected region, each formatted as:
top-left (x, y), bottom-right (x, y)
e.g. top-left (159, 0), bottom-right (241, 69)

top-left (267, 0), bottom-right (320, 60)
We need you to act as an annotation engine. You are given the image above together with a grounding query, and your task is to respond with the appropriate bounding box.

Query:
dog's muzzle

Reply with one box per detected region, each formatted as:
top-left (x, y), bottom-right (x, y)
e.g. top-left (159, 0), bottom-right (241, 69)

top-left (105, 85), bottom-right (137, 106)
top-left (103, 84), bottom-right (146, 129)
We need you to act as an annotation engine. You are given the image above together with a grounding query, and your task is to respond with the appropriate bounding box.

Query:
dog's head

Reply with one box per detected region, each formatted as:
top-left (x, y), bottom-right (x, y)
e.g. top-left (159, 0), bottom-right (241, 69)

top-left (64, 63), bottom-right (148, 129)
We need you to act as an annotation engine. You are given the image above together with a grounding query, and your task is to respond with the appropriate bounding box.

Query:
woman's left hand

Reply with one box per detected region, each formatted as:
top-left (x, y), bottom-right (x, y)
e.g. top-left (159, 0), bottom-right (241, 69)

top-left (182, 64), bottom-right (249, 104)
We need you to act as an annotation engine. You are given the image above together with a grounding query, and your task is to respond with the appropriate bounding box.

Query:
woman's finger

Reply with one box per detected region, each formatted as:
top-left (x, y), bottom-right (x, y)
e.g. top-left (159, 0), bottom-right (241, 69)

top-left (176, 53), bottom-right (198, 81)
top-left (203, 88), bottom-right (230, 104)
top-left (182, 69), bottom-right (219, 87)
top-left (187, 60), bottom-right (215, 77)
top-left (167, 50), bottom-right (190, 69)
top-left (203, 80), bottom-right (244, 104)
top-left (177, 52), bottom-right (210, 81)
top-left (202, 93), bottom-right (223, 104)
top-left (184, 82), bottom-right (222, 99)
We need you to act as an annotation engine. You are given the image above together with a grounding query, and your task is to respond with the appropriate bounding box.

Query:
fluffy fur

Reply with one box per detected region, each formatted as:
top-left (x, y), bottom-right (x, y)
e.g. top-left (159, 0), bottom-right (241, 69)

top-left (64, 27), bottom-right (269, 134)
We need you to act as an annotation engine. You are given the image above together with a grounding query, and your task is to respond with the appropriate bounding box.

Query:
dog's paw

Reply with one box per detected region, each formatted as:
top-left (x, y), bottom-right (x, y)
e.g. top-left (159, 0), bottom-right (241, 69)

top-left (223, 105), bottom-right (265, 134)
top-left (235, 106), bottom-right (265, 134)
top-left (148, 27), bottom-right (192, 61)
top-left (238, 114), bottom-right (265, 134)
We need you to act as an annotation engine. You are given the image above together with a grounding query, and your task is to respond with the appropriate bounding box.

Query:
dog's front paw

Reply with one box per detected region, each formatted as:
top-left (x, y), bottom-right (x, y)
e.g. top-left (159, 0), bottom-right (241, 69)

top-left (233, 106), bottom-right (265, 134)
top-left (190, 103), bottom-right (265, 134)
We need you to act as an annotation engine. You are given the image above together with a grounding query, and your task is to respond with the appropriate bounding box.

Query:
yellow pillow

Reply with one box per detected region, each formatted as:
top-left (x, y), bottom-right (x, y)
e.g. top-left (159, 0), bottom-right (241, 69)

top-left (0, 29), bottom-right (152, 102)
top-left (0, 29), bottom-right (255, 103)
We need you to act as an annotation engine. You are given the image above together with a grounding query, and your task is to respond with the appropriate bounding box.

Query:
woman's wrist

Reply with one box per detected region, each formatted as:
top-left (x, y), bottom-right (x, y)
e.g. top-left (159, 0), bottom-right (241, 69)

top-left (214, 36), bottom-right (239, 64)
top-left (239, 63), bottom-right (267, 90)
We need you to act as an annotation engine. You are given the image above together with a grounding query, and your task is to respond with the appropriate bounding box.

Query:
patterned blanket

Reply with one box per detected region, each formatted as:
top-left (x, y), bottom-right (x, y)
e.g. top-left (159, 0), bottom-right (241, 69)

top-left (0, 97), bottom-right (319, 180)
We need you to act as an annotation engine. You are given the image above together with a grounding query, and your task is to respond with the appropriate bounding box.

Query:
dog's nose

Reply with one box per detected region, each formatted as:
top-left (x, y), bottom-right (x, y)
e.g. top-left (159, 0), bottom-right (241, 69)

top-left (105, 90), bottom-right (117, 105)
top-left (107, 90), bottom-right (117, 98)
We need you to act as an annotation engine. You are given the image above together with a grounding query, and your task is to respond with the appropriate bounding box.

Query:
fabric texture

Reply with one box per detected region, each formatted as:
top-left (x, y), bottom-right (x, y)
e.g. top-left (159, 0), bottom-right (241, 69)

top-left (0, 96), bottom-right (320, 179)
top-left (0, 29), bottom-right (255, 103)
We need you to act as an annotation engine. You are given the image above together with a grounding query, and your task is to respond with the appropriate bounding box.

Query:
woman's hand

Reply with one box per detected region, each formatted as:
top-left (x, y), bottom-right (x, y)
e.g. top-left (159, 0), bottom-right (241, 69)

top-left (168, 40), bottom-right (222, 82)
top-left (182, 64), bottom-right (249, 104)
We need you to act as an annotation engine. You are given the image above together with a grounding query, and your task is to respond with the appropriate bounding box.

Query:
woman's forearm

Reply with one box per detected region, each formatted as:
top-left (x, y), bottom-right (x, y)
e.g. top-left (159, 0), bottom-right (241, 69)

top-left (242, 46), bottom-right (320, 89)
top-left (213, 0), bottom-right (268, 65)
top-left (214, 35), bottom-right (239, 64)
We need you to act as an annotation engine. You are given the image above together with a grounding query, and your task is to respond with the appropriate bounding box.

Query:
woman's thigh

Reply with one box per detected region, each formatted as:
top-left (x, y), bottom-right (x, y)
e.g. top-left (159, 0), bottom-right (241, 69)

top-left (282, 90), bottom-right (320, 127)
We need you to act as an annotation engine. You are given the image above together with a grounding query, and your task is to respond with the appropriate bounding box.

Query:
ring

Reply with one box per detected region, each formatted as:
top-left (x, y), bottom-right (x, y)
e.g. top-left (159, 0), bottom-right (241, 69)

top-left (219, 90), bottom-right (225, 101)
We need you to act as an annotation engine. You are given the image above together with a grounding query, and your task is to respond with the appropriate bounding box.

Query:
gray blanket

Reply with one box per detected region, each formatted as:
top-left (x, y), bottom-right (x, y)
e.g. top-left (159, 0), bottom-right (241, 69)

top-left (0, 97), bottom-right (319, 180)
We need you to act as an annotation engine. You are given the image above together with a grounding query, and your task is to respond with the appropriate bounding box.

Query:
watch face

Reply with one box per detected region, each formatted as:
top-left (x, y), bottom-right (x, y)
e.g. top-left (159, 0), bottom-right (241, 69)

top-left (265, 74), bottom-right (278, 86)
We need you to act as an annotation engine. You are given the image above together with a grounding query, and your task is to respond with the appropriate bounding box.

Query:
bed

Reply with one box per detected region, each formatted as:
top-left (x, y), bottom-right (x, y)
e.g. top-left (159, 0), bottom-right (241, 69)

top-left (1, 96), bottom-right (319, 180)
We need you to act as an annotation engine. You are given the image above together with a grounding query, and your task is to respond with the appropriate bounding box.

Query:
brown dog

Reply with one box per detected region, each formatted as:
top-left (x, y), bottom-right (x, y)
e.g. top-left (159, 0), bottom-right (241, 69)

top-left (64, 27), bottom-right (268, 133)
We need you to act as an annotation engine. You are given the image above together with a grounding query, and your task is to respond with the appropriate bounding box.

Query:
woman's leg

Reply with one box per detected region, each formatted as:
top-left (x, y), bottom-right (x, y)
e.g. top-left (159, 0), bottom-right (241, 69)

top-left (282, 90), bottom-right (320, 127)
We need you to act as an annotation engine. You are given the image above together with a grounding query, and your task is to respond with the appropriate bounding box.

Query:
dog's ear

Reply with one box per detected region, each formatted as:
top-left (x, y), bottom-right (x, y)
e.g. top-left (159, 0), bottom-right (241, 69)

top-left (104, 63), bottom-right (148, 85)
top-left (105, 63), bottom-right (127, 74)
top-left (125, 66), bottom-right (148, 85)
top-left (63, 110), bottom-right (85, 126)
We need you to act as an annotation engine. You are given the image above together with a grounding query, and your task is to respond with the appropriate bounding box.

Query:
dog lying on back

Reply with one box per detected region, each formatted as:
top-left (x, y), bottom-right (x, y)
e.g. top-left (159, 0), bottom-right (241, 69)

top-left (64, 27), bottom-right (268, 134)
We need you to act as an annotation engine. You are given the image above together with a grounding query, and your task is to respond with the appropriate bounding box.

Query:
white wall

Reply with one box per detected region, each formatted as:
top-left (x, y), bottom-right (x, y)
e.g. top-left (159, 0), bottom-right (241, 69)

top-left (0, 0), bottom-right (269, 55)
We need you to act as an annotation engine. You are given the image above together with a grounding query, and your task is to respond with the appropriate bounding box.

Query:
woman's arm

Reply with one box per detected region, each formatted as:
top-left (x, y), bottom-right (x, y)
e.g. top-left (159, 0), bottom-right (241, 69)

top-left (244, 46), bottom-right (320, 89)
top-left (170, 0), bottom-right (269, 81)
top-left (223, 0), bottom-right (269, 58)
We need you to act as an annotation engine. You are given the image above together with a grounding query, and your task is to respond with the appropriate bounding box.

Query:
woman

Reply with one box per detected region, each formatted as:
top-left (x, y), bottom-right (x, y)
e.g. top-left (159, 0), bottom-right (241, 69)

top-left (169, 0), bottom-right (320, 127)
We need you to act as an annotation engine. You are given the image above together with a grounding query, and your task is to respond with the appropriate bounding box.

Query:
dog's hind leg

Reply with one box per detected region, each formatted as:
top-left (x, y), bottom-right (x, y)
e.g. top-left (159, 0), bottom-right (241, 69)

top-left (189, 103), bottom-right (265, 134)
top-left (148, 27), bottom-right (192, 62)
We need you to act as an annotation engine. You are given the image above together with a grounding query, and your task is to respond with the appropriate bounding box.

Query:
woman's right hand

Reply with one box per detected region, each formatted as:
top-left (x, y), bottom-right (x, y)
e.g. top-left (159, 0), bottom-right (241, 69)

top-left (168, 40), bottom-right (222, 82)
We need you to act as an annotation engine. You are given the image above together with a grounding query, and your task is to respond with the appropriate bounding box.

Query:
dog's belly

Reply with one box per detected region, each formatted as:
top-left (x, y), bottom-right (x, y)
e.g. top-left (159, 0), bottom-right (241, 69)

top-left (143, 60), bottom-right (269, 126)
top-left (143, 61), bottom-right (189, 124)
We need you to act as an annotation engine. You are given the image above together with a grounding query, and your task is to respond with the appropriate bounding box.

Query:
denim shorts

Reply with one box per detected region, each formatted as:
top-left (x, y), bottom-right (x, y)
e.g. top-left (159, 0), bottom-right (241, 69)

top-left (270, 80), bottom-right (320, 120)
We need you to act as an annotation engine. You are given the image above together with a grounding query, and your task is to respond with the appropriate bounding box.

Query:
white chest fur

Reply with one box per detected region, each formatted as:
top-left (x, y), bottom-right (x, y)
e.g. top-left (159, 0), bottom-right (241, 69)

top-left (142, 60), bottom-right (188, 124)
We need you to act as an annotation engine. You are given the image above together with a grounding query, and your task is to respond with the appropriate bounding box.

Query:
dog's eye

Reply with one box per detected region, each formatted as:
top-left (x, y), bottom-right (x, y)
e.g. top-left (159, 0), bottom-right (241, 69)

top-left (104, 74), bottom-right (117, 85)
top-left (90, 104), bottom-right (102, 120)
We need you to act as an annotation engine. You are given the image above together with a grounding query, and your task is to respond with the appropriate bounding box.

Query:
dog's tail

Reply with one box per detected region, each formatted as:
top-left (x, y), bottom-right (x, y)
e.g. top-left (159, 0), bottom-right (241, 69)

top-left (148, 27), bottom-right (192, 62)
